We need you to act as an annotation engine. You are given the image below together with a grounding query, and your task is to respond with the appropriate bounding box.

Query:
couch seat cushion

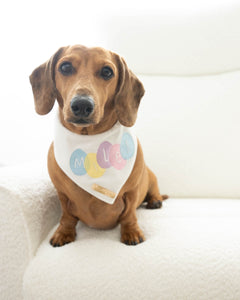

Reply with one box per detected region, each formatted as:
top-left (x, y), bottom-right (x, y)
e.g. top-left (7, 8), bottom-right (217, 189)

top-left (23, 198), bottom-right (240, 300)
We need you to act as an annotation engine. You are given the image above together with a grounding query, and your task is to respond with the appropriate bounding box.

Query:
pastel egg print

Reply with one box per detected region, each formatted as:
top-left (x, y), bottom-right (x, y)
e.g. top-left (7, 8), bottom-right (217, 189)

top-left (97, 141), bottom-right (112, 168)
top-left (108, 144), bottom-right (126, 170)
top-left (84, 153), bottom-right (105, 178)
top-left (120, 132), bottom-right (135, 160)
top-left (70, 149), bottom-right (87, 175)
top-left (70, 133), bottom-right (135, 178)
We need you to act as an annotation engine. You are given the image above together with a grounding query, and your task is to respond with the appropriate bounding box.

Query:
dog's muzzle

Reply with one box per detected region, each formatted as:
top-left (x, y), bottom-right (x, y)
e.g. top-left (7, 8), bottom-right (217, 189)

top-left (70, 95), bottom-right (95, 122)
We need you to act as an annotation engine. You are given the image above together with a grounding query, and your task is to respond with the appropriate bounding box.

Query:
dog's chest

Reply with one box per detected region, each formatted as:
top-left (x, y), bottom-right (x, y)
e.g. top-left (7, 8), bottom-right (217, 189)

top-left (67, 184), bottom-right (125, 229)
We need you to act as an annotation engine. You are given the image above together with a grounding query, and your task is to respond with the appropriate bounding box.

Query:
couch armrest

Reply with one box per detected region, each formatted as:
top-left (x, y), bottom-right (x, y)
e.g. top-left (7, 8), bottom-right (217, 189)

top-left (0, 161), bottom-right (60, 300)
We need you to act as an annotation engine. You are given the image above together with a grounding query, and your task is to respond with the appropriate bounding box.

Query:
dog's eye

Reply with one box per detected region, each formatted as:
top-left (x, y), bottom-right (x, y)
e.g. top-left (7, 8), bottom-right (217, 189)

top-left (59, 62), bottom-right (74, 76)
top-left (100, 66), bottom-right (114, 80)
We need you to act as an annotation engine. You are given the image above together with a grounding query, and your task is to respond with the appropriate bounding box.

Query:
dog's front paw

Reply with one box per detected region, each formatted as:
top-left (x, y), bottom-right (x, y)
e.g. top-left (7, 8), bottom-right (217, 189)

top-left (50, 226), bottom-right (76, 247)
top-left (121, 228), bottom-right (145, 246)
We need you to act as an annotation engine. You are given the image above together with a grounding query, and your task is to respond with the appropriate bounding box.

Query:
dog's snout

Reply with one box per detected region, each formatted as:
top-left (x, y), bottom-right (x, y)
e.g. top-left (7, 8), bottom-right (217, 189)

top-left (71, 95), bottom-right (95, 118)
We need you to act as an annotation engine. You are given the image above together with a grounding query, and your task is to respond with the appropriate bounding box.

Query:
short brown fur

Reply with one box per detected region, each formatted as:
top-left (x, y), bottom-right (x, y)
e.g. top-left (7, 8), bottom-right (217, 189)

top-left (30, 45), bottom-right (168, 246)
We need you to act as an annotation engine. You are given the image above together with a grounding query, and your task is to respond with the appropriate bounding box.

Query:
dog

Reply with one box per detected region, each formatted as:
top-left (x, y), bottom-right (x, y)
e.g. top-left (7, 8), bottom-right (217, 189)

top-left (30, 45), bottom-right (168, 246)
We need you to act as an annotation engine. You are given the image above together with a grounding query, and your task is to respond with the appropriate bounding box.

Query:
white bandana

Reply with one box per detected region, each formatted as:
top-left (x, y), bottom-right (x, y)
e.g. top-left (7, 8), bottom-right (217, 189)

top-left (54, 114), bottom-right (137, 204)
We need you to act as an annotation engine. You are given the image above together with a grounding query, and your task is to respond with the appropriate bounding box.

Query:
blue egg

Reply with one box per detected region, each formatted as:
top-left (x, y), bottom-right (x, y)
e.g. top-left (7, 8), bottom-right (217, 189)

top-left (70, 149), bottom-right (87, 175)
top-left (120, 133), bottom-right (135, 160)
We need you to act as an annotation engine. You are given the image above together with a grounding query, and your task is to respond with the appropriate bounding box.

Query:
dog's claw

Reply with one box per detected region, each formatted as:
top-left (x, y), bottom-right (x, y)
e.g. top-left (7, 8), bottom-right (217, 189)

top-left (50, 227), bottom-right (76, 247)
top-left (124, 240), bottom-right (139, 246)
top-left (121, 229), bottom-right (145, 246)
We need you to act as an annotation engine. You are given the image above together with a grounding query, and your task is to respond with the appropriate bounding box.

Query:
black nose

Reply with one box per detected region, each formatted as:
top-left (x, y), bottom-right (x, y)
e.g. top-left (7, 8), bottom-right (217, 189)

top-left (70, 95), bottom-right (95, 118)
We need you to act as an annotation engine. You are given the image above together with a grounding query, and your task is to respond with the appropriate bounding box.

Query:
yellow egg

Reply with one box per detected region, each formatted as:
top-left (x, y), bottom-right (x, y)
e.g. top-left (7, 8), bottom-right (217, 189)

top-left (84, 153), bottom-right (106, 178)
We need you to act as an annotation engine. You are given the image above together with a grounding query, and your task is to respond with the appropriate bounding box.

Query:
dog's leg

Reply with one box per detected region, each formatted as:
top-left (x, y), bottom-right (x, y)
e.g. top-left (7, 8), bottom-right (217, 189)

top-left (119, 191), bottom-right (145, 245)
top-left (145, 167), bottom-right (168, 209)
top-left (50, 192), bottom-right (78, 247)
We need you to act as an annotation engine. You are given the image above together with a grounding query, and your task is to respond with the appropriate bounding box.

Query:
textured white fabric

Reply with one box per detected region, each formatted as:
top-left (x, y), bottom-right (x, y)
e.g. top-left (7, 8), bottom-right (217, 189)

top-left (1, 161), bottom-right (240, 300)
top-left (0, 162), bottom-right (60, 300)
top-left (54, 115), bottom-right (137, 204)
top-left (23, 198), bottom-right (240, 300)
top-left (100, 1), bottom-right (240, 75)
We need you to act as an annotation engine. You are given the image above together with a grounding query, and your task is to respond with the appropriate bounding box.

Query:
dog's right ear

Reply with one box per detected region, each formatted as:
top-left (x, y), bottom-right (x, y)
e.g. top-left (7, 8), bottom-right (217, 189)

top-left (29, 47), bottom-right (65, 115)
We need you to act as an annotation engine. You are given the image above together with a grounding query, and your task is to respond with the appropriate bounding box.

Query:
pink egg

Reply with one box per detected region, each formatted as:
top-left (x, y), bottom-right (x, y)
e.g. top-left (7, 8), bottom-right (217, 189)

top-left (109, 144), bottom-right (126, 170)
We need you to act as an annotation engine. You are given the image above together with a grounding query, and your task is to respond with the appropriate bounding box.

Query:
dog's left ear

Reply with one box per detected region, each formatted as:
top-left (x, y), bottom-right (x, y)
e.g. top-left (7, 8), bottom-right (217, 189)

top-left (114, 55), bottom-right (145, 127)
top-left (29, 47), bottom-right (65, 115)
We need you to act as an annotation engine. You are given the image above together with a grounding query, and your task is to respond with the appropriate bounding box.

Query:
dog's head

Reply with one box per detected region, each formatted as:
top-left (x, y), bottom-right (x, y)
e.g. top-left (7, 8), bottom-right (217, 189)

top-left (30, 45), bottom-right (144, 130)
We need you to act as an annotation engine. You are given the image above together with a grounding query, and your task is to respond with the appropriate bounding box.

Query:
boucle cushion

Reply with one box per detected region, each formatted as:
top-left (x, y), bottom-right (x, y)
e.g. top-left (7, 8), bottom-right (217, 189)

top-left (23, 198), bottom-right (240, 300)
top-left (135, 71), bottom-right (240, 198)
top-left (0, 162), bottom-right (60, 300)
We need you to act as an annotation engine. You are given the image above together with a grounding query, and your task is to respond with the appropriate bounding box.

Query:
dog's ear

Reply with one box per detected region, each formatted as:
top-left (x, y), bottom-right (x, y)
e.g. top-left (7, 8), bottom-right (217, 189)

top-left (29, 47), bottom-right (65, 115)
top-left (114, 55), bottom-right (145, 127)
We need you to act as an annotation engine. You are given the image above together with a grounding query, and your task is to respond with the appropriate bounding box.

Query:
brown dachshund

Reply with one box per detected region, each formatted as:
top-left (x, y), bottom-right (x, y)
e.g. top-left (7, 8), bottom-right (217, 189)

top-left (30, 45), bottom-right (168, 246)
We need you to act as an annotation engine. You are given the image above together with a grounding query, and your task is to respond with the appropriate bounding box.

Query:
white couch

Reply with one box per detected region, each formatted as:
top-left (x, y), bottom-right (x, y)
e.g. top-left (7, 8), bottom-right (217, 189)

top-left (1, 2), bottom-right (240, 299)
